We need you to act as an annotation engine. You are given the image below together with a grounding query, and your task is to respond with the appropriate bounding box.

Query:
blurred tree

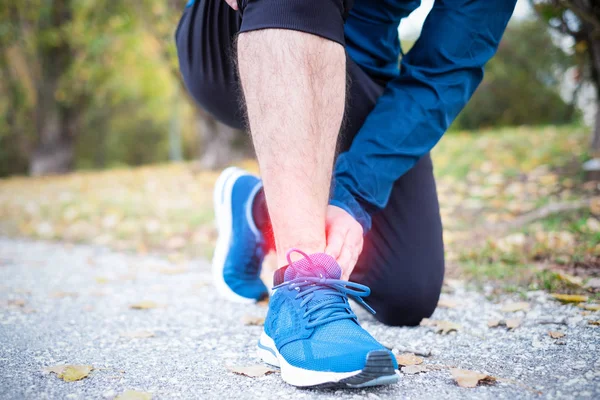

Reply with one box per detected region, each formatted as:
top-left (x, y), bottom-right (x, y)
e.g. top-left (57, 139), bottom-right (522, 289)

top-left (454, 18), bottom-right (576, 130)
top-left (0, 0), bottom-right (133, 175)
top-left (529, 0), bottom-right (600, 154)
top-left (129, 0), bottom-right (252, 170)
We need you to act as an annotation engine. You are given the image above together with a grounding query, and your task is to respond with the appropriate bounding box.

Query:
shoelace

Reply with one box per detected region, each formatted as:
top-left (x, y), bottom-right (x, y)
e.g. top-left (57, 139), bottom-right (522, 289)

top-left (273, 249), bottom-right (375, 329)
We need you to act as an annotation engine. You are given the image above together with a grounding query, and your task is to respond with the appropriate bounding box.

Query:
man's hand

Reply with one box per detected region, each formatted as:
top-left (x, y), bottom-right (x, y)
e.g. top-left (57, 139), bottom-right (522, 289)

top-left (224, 0), bottom-right (238, 10)
top-left (325, 205), bottom-right (364, 280)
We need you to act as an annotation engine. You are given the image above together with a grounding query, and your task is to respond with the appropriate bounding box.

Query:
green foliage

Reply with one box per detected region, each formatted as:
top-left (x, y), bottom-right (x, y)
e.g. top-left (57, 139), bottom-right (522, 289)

top-left (453, 18), bottom-right (577, 130)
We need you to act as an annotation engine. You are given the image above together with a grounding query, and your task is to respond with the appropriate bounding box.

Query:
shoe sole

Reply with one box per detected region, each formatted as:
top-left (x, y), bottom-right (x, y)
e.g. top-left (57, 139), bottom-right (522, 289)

top-left (212, 167), bottom-right (257, 303)
top-left (257, 331), bottom-right (399, 389)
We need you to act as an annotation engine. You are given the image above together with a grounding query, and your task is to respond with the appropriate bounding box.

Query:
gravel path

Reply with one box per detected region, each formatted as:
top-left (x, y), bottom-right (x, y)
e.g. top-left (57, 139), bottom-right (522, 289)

top-left (1, 238), bottom-right (599, 399)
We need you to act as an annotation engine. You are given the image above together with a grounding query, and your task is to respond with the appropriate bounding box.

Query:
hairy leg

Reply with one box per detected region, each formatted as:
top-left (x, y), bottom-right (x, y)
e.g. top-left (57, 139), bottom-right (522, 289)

top-left (237, 29), bottom-right (346, 266)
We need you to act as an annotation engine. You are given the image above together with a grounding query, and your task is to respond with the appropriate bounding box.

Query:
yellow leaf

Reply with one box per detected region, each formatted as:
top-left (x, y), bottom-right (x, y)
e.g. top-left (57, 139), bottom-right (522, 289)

top-left (395, 353), bottom-right (423, 366)
top-left (588, 320), bottom-right (600, 326)
top-left (501, 302), bottom-right (530, 312)
top-left (130, 301), bottom-right (159, 310)
top-left (44, 365), bottom-right (93, 382)
top-left (229, 365), bottom-right (276, 378)
top-left (556, 273), bottom-right (583, 288)
top-left (242, 316), bottom-right (265, 326)
top-left (551, 294), bottom-right (588, 304)
top-left (579, 304), bottom-right (600, 312)
top-left (548, 331), bottom-right (565, 339)
top-left (451, 368), bottom-right (496, 388)
top-left (115, 390), bottom-right (153, 400)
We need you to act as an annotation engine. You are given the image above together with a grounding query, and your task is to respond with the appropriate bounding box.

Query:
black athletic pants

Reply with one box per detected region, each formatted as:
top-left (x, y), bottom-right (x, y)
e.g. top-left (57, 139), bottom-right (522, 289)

top-left (175, 0), bottom-right (445, 326)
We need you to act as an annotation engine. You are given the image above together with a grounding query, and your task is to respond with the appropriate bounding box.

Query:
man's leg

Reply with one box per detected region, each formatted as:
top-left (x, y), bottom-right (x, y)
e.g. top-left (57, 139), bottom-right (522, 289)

top-left (237, 30), bottom-right (345, 265)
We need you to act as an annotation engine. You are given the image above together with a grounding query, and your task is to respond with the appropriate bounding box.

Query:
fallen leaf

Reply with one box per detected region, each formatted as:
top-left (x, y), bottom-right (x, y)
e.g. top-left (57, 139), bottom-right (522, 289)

top-left (7, 299), bottom-right (26, 307)
top-left (420, 318), bottom-right (461, 335)
top-left (402, 365), bottom-right (429, 374)
top-left (395, 353), bottom-right (423, 366)
top-left (501, 302), bottom-right (530, 312)
top-left (551, 294), bottom-right (588, 304)
top-left (506, 318), bottom-right (521, 330)
top-left (158, 267), bottom-right (188, 275)
top-left (451, 368), bottom-right (496, 388)
top-left (242, 316), bottom-right (265, 326)
top-left (120, 330), bottom-right (155, 339)
top-left (556, 273), bottom-right (583, 288)
top-left (437, 299), bottom-right (458, 309)
top-left (44, 365), bottom-right (93, 382)
top-left (115, 390), bottom-right (152, 400)
top-left (487, 319), bottom-right (501, 328)
top-left (579, 304), bottom-right (600, 312)
top-left (130, 301), bottom-right (159, 310)
top-left (548, 331), bottom-right (565, 339)
top-left (229, 365), bottom-right (276, 378)
top-left (50, 291), bottom-right (78, 299)
top-left (584, 278), bottom-right (600, 290)
top-left (589, 320), bottom-right (600, 326)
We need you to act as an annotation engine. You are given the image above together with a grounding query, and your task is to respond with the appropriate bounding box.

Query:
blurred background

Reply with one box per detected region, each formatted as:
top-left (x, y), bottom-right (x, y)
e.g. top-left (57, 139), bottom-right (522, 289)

top-left (0, 0), bottom-right (599, 294)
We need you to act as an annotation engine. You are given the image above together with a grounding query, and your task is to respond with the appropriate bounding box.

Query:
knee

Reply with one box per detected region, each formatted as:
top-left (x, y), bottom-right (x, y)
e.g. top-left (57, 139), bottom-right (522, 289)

top-left (370, 277), bottom-right (443, 327)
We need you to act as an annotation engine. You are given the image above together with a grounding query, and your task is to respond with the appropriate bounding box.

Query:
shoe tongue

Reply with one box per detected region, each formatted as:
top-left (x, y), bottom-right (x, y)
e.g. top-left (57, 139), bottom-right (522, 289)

top-left (273, 253), bottom-right (341, 285)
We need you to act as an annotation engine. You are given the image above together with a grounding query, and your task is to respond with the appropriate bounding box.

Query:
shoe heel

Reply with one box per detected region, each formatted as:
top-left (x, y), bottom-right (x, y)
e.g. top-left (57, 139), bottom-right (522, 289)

top-left (257, 333), bottom-right (280, 367)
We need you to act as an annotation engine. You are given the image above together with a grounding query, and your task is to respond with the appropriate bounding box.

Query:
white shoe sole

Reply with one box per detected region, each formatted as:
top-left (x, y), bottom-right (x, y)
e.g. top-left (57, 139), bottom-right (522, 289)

top-left (212, 167), bottom-right (257, 303)
top-left (257, 331), bottom-right (399, 388)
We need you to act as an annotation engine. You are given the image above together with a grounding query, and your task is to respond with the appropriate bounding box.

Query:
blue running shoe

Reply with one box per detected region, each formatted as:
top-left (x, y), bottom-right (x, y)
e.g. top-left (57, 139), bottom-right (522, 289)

top-left (257, 249), bottom-right (399, 388)
top-left (212, 167), bottom-right (268, 302)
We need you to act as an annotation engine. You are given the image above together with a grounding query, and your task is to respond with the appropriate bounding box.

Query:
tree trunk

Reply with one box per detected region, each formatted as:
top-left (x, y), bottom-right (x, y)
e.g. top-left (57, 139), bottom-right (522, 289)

top-left (196, 111), bottom-right (253, 170)
top-left (590, 36), bottom-right (600, 156)
top-left (30, 0), bottom-right (77, 176)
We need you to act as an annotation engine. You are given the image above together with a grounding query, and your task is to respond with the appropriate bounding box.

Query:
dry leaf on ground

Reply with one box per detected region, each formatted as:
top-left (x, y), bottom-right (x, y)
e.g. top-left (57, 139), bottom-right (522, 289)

top-left (115, 390), bottom-right (152, 400)
top-left (488, 319), bottom-right (501, 328)
top-left (548, 331), bottom-right (565, 339)
top-left (130, 301), bottom-right (159, 310)
top-left (579, 304), bottom-right (600, 311)
top-left (50, 291), bottom-right (78, 299)
top-left (395, 353), bottom-right (423, 366)
top-left (43, 365), bottom-right (93, 382)
top-left (451, 368), bottom-right (496, 388)
top-left (95, 276), bottom-right (110, 284)
top-left (158, 267), bottom-right (188, 275)
top-left (588, 320), bottom-right (600, 326)
top-left (584, 278), bottom-right (600, 290)
top-left (506, 318), bottom-right (521, 330)
top-left (7, 299), bottom-right (26, 307)
top-left (242, 316), bottom-right (265, 326)
top-left (420, 318), bottom-right (461, 334)
top-left (402, 365), bottom-right (429, 374)
top-left (120, 330), bottom-right (155, 339)
top-left (437, 299), bottom-right (458, 309)
top-left (229, 365), bottom-right (276, 378)
top-left (501, 302), bottom-right (530, 313)
top-left (551, 294), bottom-right (588, 304)
top-left (556, 273), bottom-right (583, 288)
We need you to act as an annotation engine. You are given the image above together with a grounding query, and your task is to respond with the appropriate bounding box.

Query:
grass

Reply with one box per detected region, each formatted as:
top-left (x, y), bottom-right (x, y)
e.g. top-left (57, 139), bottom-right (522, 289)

top-left (0, 124), bottom-right (598, 294)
